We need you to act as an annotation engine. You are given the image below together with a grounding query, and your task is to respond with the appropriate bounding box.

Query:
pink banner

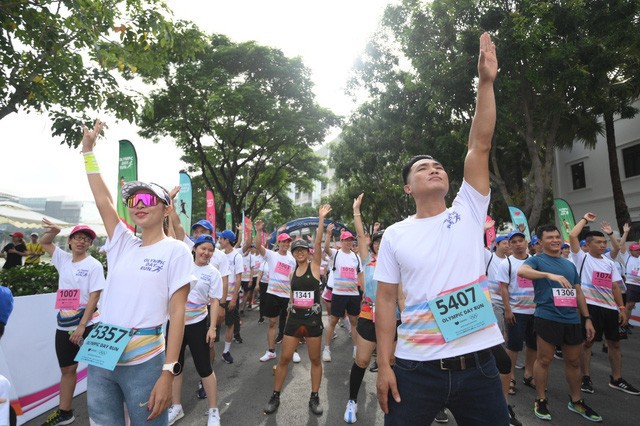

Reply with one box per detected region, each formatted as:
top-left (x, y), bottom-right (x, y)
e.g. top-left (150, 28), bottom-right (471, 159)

top-left (485, 215), bottom-right (496, 248)
top-left (206, 190), bottom-right (216, 234)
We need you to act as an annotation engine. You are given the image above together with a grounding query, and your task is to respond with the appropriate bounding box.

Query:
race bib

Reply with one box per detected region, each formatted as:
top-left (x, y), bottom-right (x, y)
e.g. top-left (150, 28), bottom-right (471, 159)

top-left (517, 276), bottom-right (533, 289)
top-left (293, 290), bottom-right (314, 308)
top-left (428, 284), bottom-right (496, 342)
top-left (341, 266), bottom-right (357, 280)
top-left (592, 271), bottom-right (612, 289)
top-left (275, 261), bottom-right (292, 276)
top-left (75, 323), bottom-right (133, 370)
top-left (552, 288), bottom-right (577, 307)
top-left (55, 289), bottom-right (81, 310)
top-left (631, 268), bottom-right (639, 277)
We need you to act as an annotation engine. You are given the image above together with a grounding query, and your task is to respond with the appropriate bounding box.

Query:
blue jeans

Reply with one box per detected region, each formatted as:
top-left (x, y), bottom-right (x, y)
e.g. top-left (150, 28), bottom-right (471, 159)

top-left (88, 353), bottom-right (167, 426)
top-left (386, 354), bottom-right (509, 426)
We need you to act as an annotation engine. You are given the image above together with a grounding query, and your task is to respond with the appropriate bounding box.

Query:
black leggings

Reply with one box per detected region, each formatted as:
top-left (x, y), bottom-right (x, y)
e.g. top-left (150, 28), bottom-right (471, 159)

top-left (167, 318), bottom-right (213, 378)
top-left (490, 344), bottom-right (512, 375)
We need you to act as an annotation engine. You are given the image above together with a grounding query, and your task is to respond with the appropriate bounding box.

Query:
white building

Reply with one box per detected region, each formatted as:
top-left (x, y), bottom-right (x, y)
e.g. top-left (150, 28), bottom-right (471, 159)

top-left (553, 101), bottom-right (640, 238)
top-left (289, 142), bottom-right (338, 208)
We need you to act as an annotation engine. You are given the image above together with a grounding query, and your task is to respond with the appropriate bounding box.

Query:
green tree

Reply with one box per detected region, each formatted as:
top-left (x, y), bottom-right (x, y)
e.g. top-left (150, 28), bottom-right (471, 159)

top-left (139, 34), bottom-right (338, 228)
top-left (0, 0), bottom-right (194, 146)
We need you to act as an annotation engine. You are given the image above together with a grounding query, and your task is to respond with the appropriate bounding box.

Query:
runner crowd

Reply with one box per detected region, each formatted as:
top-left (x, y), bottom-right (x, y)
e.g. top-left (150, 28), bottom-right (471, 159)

top-left (1, 32), bottom-right (639, 426)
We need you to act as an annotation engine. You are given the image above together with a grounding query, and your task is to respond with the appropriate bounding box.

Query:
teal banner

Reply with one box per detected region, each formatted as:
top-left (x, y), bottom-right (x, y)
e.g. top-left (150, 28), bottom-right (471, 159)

top-left (177, 171), bottom-right (192, 232)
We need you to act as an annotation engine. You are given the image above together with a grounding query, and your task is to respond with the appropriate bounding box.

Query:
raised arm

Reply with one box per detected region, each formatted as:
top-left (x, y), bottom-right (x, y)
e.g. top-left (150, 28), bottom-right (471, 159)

top-left (618, 223), bottom-right (631, 254)
top-left (324, 222), bottom-right (335, 257)
top-left (569, 213), bottom-right (595, 253)
top-left (464, 32), bottom-right (497, 196)
top-left (313, 205), bottom-right (332, 269)
top-left (40, 218), bottom-right (61, 256)
top-left (254, 220), bottom-right (266, 257)
top-left (601, 221), bottom-right (620, 259)
top-left (353, 193), bottom-right (369, 260)
top-left (81, 119), bottom-right (119, 239)
top-left (168, 186), bottom-right (186, 241)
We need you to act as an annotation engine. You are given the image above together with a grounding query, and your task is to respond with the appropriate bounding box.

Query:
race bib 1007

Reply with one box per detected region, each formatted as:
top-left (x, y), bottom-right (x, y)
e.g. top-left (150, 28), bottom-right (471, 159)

top-left (55, 289), bottom-right (81, 310)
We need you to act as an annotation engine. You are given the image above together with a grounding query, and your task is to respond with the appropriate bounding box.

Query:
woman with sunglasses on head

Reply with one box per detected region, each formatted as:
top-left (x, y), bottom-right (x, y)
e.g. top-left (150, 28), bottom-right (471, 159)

top-left (39, 219), bottom-right (105, 426)
top-left (166, 234), bottom-right (223, 426)
top-left (81, 120), bottom-right (195, 425)
top-left (262, 204), bottom-right (332, 416)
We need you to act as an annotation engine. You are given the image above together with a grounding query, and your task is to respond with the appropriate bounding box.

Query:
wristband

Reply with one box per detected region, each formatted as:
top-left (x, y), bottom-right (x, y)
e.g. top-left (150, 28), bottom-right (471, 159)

top-left (607, 232), bottom-right (613, 236)
top-left (354, 213), bottom-right (361, 216)
top-left (581, 217), bottom-right (588, 223)
top-left (583, 316), bottom-right (592, 321)
top-left (619, 306), bottom-right (626, 310)
top-left (83, 152), bottom-right (100, 174)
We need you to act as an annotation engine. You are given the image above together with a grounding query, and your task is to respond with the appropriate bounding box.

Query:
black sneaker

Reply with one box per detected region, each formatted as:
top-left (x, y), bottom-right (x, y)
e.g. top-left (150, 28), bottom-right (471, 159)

top-left (435, 409), bottom-right (448, 423)
top-left (553, 348), bottom-right (563, 360)
top-left (609, 376), bottom-right (640, 395)
top-left (264, 394), bottom-right (280, 414)
top-left (508, 405), bottom-right (522, 426)
top-left (196, 380), bottom-right (207, 399)
top-left (309, 395), bottom-right (323, 415)
top-left (222, 351), bottom-right (234, 364)
top-left (234, 334), bottom-right (243, 344)
top-left (567, 398), bottom-right (602, 422)
top-left (534, 398), bottom-right (551, 421)
top-left (247, 304), bottom-right (253, 310)
top-left (240, 310), bottom-right (245, 316)
top-left (258, 317), bottom-right (265, 324)
top-left (41, 409), bottom-right (75, 425)
top-left (581, 375), bottom-right (595, 394)
top-left (276, 334), bottom-right (284, 344)
top-left (601, 344), bottom-right (608, 353)
top-left (369, 360), bottom-right (378, 372)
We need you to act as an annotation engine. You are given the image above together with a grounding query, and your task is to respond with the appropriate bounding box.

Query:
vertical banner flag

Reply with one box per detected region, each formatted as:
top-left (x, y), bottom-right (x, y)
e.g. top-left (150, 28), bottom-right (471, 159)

top-left (225, 203), bottom-right (232, 230)
top-left (206, 190), bottom-right (216, 234)
top-left (176, 171), bottom-right (192, 232)
top-left (117, 140), bottom-right (138, 232)
top-left (485, 215), bottom-right (496, 248)
top-left (508, 206), bottom-right (532, 241)
top-left (554, 198), bottom-right (576, 242)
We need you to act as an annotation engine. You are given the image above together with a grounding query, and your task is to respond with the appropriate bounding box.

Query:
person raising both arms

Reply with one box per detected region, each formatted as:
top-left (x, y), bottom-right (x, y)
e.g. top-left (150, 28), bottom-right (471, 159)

top-left (80, 120), bottom-right (195, 425)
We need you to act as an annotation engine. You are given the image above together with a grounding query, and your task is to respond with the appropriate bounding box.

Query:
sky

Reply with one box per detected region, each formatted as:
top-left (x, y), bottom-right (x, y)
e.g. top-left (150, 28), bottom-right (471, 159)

top-left (0, 0), bottom-right (391, 201)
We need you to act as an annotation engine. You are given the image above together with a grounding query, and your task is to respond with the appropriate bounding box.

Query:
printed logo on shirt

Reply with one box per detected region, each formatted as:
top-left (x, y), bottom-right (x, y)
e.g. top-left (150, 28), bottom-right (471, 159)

top-left (444, 211), bottom-right (461, 229)
top-left (140, 258), bottom-right (165, 273)
top-left (75, 269), bottom-right (89, 277)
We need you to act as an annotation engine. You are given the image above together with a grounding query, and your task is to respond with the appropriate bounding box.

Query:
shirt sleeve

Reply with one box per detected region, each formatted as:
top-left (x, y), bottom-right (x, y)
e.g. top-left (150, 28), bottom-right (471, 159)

top-left (373, 230), bottom-right (400, 285)
top-left (496, 258), bottom-right (509, 284)
top-left (51, 246), bottom-right (69, 270)
top-left (88, 259), bottom-right (106, 293)
top-left (453, 180), bottom-right (490, 227)
top-left (167, 244), bottom-right (198, 298)
top-left (208, 267), bottom-right (223, 300)
top-left (217, 251), bottom-right (230, 277)
top-left (233, 253), bottom-right (243, 275)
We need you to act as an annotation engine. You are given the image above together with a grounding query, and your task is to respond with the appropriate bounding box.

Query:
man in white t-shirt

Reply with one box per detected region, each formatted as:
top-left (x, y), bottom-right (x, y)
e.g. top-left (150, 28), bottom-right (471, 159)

top-left (485, 235), bottom-right (509, 335)
top-left (217, 230), bottom-right (243, 364)
top-left (569, 213), bottom-right (638, 396)
top-left (374, 33), bottom-right (507, 424)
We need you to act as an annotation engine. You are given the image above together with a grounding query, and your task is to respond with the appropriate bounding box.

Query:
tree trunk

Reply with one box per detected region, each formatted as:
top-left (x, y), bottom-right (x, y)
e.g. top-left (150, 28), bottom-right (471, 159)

top-left (603, 111), bottom-right (631, 231)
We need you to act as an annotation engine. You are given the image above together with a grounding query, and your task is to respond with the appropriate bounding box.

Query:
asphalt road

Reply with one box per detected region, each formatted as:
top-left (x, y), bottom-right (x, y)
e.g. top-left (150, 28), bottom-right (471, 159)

top-left (29, 308), bottom-right (640, 425)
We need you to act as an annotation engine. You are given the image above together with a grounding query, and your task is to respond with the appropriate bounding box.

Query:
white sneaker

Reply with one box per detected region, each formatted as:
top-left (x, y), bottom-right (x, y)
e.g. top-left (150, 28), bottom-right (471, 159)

top-left (293, 351), bottom-right (301, 363)
top-left (344, 318), bottom-right (352, 333)
top-left (168, 404), bottom-right (184, 425)
top-left (207, 408), bottom-right (221, 426)
top-left (322, 347), bottom-right (332, 362)
top-left (260, 350), bottom-right (277, 362)
top-left (353, 346), bottom-right (357, 359)
top-left (344, 400), bottom-right (358, 423)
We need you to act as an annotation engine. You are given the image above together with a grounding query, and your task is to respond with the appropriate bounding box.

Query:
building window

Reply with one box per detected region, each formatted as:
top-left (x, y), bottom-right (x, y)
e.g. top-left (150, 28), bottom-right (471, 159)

top-left (321, 181), bottom-right (327, 191)
top-left (571, 162), bottom-right (586, 190)
top-left (623, 144), bottom-right (640, 178)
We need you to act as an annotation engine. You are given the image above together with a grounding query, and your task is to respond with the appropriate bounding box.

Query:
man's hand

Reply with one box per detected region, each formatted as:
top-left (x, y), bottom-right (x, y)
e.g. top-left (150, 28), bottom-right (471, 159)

top-left (69, 325), bottom-right (85, 346)
top-left (585, 320), bottom-right (596, 342)
top-left (147, 373), bottom-right (173, 420)
top-left (353, 193), bottom-right (364, 212)
top-left (583, 212), bottom-right (597, 223)
top-left (619, 310), bottom-right (628, 327)
top-left (326, 222), bottom-right (335, 234)
top-left (319, 204), bottom-right (332, 218)
top-left (478, 32), bottom-right (497, 83)
top-left (206, 328), bottom-right (216, 348)
top-left (623, 223), bottom-right (631, 233)
top-left (373, 222), bottom-right (381, 233)
top-left (601, 221), bottom-right (613, 235)
top-left (377, 366), bottom-right (400, 414)
top-left (42, 218), bottom-right (61, 236)
top-left (484, 219), bottom-right (495, 231)
top-left (546, 273), bottom-right (573, 289)
top-left (504, 310), bottom-right (516, 326)
top-left (254, 220), bottom-right (264, 231)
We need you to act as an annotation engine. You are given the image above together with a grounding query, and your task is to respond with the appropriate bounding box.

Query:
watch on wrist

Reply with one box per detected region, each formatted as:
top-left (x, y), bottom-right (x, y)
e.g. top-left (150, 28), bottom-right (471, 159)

top-left (583, 316), bottom-right (592, 321)
top-left (607, 231), bottom-right (614, 236)
top-left (162, 361), bottom-right (182, 376)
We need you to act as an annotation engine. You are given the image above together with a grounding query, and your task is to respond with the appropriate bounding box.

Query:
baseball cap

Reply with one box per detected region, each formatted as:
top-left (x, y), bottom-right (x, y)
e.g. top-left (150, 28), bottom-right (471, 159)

top-left (121, 181), bottom-right (171, 205)
top-left (216, 230), bottom-right (236, 243)
top-left (529, 235), bottom-right (539, 246)
top-left (579, 239), bottom-right (586, 247)
top-left (277, 233), bottom-right (292, 242)
top-left (508, 231), bottom-right (525, 241)
top-left (192, 219), bottom-right (214, 233)
top-left (561, 243), bottom-right (570, 249)
top-left (630, 243), bottom-right (640, 251)
top-left (30, 233), bottom-right (38, 237)
top-left (494, 235), bottom-right (508, 244)
top-left (340, 231), bottom-right (355, 240)
top-left (69, 225), bottom-right (96, 240)
top-left (194, 234), bottom-right (215, 247)
top-left (9, 232), bottom-right (24, 238)
top-left (291, 239), bottom-right (310, 252)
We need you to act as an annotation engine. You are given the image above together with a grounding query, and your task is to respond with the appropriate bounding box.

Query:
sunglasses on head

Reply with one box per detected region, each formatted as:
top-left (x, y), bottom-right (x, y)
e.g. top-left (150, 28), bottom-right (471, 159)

top-left (126, 193), bottom-right (160, 208)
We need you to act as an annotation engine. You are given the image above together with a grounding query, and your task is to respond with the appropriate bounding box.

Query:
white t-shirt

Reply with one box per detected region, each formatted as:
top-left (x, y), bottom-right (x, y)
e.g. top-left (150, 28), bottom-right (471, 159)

top-left (102, 223), bottom-right (196, 365)
top-left (241, 249), bottom-right (253, 282)
top-left (374, 180), bottom-right (503, 361)
top-left (182, 235), bottom-right (230, 277)
top-left (327, 248), bottom-right (361, 296)
top-left (621, 252), bottom-right (640, 286)
top-left (496, 255), bottom-right (534, 314)
top-left (52, 248), bottom-right (105, 331)
top-left (225, 249), bottom-right (243, 301)
top-left (260, 261), bottom-right (270, 283)
top-left (252, 254), bottom-right (264, 277)
top-left (263, 250), bottom-right (296, 299)
top-left (186, 264), bottom-right (223, 325)
top-left (484, 250), bottom-right (506, 306)
top-left (572, 250), bottom-right (622, 310)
